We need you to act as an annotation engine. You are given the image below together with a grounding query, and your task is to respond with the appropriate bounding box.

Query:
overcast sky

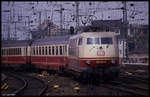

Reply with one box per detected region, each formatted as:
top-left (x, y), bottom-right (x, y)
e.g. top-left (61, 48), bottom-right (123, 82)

top-left (1, 1), bottom-right (149, 40)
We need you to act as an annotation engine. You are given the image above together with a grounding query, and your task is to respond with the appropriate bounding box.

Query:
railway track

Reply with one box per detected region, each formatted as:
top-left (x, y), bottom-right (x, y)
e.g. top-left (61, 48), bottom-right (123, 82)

top-left (99, 74), bottom-right (149, 96)
top-left (77, 72), bottom-right (149, 96)
top-left (1, 72), bottom-right (26, 96)
top-left (2, 72), bottom-right (47, 96)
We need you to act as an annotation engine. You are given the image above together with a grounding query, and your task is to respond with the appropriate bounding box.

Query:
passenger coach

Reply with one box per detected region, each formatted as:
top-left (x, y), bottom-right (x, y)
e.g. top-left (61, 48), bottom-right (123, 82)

top-left (31, 35), bottom-right (70, 70)
top-left (1, 40), bottom-right (31, 68)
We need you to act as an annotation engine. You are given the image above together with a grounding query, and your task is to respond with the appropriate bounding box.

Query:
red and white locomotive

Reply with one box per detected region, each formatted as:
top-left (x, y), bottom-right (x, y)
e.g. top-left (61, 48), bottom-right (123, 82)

top-left (1, 27), bottom-right (120, 79)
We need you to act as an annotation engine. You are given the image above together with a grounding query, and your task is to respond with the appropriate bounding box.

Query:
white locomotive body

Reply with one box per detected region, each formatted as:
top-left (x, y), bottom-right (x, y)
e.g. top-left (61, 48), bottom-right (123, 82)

top-left (68, 32), bottom-right (119, 75)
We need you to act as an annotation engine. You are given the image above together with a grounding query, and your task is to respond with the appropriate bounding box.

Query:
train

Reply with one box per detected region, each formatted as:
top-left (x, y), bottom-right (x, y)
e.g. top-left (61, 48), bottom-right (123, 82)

top-left (1, 29), bottom-right (120, 80)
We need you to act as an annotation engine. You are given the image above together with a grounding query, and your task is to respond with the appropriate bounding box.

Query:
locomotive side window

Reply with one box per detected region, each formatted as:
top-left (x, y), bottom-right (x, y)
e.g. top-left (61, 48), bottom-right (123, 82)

top-left (101, 37), bottom-right (113, 44)
top-left (78, 37), bottom-right (82, 45)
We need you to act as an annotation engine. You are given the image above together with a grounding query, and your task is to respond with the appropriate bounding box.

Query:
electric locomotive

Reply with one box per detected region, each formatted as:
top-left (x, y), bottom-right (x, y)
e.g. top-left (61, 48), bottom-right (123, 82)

top-left (68, 32), bottom-right (120, 79)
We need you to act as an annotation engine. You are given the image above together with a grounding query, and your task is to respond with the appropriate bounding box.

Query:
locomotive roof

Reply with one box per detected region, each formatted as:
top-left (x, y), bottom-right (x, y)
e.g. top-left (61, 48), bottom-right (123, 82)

top-left (70, 32), bottom-right (117, 39)
top-left (2, 40), bottom-right (32, 47)
top-left (32, 35), bottom-right (71, 46)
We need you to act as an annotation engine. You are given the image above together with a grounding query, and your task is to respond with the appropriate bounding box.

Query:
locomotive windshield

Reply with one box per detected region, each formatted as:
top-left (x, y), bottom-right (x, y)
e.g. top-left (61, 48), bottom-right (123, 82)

top-left (101, 37), bottom-right (113, 44)
top-left (87, 38), bottom-right (99, 45)
top-left (87, 37), bottom-right (113, 45)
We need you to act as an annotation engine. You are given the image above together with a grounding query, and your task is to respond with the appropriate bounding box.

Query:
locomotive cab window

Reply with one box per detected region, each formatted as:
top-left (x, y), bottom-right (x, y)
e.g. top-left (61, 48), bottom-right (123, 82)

top-left (101, 37), bottom-right (113, 44)
top-left (87, 38), bottom-right (99, 45)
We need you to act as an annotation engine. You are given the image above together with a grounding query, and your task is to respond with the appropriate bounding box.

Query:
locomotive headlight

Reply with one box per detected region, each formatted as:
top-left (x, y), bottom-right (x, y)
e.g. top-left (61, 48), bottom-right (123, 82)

top-left (86, 60), bottom-right (91, 65)
top-left (111, 60), bottom-right (115, 64)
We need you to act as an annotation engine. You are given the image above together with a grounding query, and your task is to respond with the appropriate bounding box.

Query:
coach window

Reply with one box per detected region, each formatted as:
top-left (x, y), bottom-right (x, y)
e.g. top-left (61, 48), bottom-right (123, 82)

top-left (45, 46), bottom-right (47, 55)
top-left (12, 48), bottom-right (13, 55)
top-left (52, 46), bottom-right (55, 55)
top-left (1, 49), bottom-right (2, 55)
top-left (62, 46), bottom-right (65, 55)
top-left (36, 47), bottom-right (38, 55)
top-left (10, 49), bottom-right (11, 55)
top-left (18, 48), bottom-right (19, 55)
top-left (9, 49), bottom-right (11, 55)
top-left (9, 49), bottom-right (10, 55)
top-left (8, 49), bottom-right (10, 55)
top-left (33, 47), bottom-right (35, 55)
top-left (39, 47), bottom-right (41, 55)
top-left (3, 49), bottom-right (4, 55)
top-left (49, 46), bottom-right (51, 55)
top-left (10, 49), bottom-right (12, 55)
top-left (19, 48), bottom-right (21, 55)
top-left (1, 49), bottom-right (3, 55)
top-left (16, 48), bottom-right (17, 55)
top-left (63, 45), bottom-right (66, 55)
top-left (16, 48), bottom-right (18, 55)
top-left (2, 49), bottom-right (3, 55)
top-left (7, 49), bottom-right (9, 55)
top-left (12, 48), bottom-right (14, 55)
top-left (14, 48), bottom-right (16, 55)
top-left (4, 49), bottom-right (5, 55)
top-left (60, 46), bottom-right (62, 55)
top-left (42, 47), bottom-right (44, 55)
top-left (3, 49), bottom-right (5, 55)
top-left (56, 46), bottom-right (58, 55)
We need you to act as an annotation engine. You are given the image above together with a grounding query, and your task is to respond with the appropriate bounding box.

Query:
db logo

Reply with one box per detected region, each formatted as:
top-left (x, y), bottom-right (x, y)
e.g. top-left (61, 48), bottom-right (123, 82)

top-left (97, 50), bottom-right (105, 56)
